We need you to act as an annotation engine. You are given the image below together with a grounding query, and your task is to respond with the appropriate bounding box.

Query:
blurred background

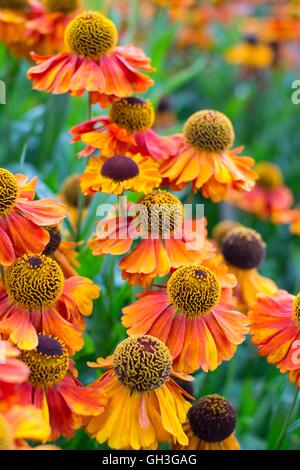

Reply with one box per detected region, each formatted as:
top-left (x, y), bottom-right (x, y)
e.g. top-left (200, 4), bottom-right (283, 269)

top-left (1, 0), bottom-right (300, 450)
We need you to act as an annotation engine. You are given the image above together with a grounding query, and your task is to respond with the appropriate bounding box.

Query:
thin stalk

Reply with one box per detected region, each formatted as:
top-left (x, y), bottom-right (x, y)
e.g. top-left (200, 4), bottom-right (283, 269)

top-left (274, 387), bottom-right (299, 450)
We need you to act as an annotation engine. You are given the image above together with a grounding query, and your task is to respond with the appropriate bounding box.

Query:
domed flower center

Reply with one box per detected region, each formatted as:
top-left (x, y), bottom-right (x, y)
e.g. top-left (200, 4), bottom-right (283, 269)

top-left (0, 169), bottom-right (18, 216)
top-left (43, 227), bottom-right (62, 256)
top-left (64, 11), bottom-right (118, 58)
top-left (183, 110), bottom-right (235, 152)
top-left (44, 0), bottom-right (78, 13)
top-left (110, 98), bottom-right (155, 133)
top-left (221, 227), bottom-right (266, 270)
top-left (113, 335), bottom-right (172, 392)
top-left (20, 335), bottom-right (69, 387)
top-left (101, 155), bottom-right (139, 182)
top-left (188, 395), bottom-right (236, 443)
top-left (61, 173), bottom-right (90, 207)
top-left (212, 220), bottom-right (242, 247)
top-left (0, 415), bottom-right (13, 450)
top-left (293, 293), bottom-right (300, 323)
top-left (256, 162), bottom-right (283, 189)
top-left (0, 0), bottom-right (27, 10)
top-left (135, 190), bottom-right (183, 236)
top-left (6, 254), bottom-right (64, 310)
top-left (167, 265), bottom-right (221, 317)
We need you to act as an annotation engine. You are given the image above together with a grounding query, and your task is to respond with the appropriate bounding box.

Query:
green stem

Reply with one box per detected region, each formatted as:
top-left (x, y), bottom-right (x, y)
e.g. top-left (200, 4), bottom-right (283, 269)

top-left (76, 94), bottom-right (93, 241)
top-left (274, 387), bottom-right (299, 450)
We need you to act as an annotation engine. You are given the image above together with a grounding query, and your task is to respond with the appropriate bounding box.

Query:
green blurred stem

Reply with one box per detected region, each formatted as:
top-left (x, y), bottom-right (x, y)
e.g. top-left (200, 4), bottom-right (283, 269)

top-left (76, 94), bottom-right (93, 241)
top-left (274, 387), bottom-right (299, 450)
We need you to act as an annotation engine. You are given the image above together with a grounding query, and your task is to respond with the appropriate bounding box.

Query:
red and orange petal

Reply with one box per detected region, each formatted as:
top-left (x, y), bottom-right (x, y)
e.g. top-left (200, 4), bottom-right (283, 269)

top-left (229, 266), bottom-right (278, 312)
top-left (53, 240), bottom-right (80, 278)
top-left (273, 208), bottom-right (300, 235)
top-left (27, 45), bottom-right (155, 106)
top-left (0, 174), bottom-right (66, 266)
top-left (174, 422), bottom-right (240, 450)
top-left (122, 262), bottom-right (248, 374)
top-left (19, 374), bottom-right (106, 441)
top-left (0, 276), bottom-right (99, 353)
top-left (160, 142), bottom-right (257, 202)
top-left (249, 290), bottom-right (300, 373)
top-left (85, 360), bottom-right (191, 450)
top-left (229, 185), bottom-right (294, 220)
top-left (0, 404), bottom-right (51, 449)
top-left (0, 340), bottom-right (29, 385)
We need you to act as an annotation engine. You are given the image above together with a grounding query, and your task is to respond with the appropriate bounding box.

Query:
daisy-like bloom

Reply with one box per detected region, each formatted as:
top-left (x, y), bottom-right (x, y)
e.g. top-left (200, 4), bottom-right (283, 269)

top-left (89, 189), bottom-right (215, 287)
top-left (249, 290), bottom-right (300, 372)
top-left (27, 11), bottom-right (155, 107)
top-left (85, 334), bottom-right (192, 450)
top-left (70, 97), bottom-right (179, 160)
top-left (25, 0), bottom-right (82, 56)
top-left (19, 334), bottom-right (107, 440)
top-left (160, 110), bottom-right (257, 202)
top-left (174, 395), bottom-right (240, 450)
top-left (0, 403), bottom-right (51, 450)
top-left (0, 168), bottom-right (66, 266)
top-left (80, 153), bottom-right (161, 196)
top-left (0, 253), bottom-right (100, 352)
top-left (122, 260), bottom-right (249, 374)
top-left (43, 226), bottom-right (80, 277)
top-left (229, 162), bottom-right (293, 220)
top-left (221, 227), bottom-right (277, 311)
top-left (225, 36), bottom-right (274, 69)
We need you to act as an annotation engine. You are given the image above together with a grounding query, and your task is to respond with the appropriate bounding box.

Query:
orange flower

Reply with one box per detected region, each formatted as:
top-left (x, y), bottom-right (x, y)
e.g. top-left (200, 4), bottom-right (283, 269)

top-left (229, 162), bottom-right (293, 220)
top-left (160, 110), bottom-right (257, 202)
top-left (221, 227), bottom-right (277, 311)
top-left (122, 259), bottom-right (249, 374)
top-left (18, 334), bottom-right (107, 440)
top-left (0, 169), bottom-right (66, 266)
top-left (27, 11), bottom-right (155, 107)
top-left (273, 207), bottom-right (300, 236)
top-left (0, 254), bottom-right (100, 353)
top-left (0, 339), bottom-right (29, 407)
top-left (86, 335), bottom-right (192, 449)
top-left (25, 0), bottom-right (82, 55)
top-left (0, 403), bottom-right (51, 449)
top-left (174, 395), bottom-right (240, 450)
top-left (80, 153), bottom-right (162, 196)
top-left (70, 97), bottom-right (179, 160)
top-left (89, 189), bottom-right (215, 287)
top-left (249, 290), bottom-right (300, 373)
top-left (225, 37), bottom-right (274, 69)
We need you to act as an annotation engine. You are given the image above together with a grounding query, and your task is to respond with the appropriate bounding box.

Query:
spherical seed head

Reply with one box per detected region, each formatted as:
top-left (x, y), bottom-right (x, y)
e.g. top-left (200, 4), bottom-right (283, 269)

top-left (64, 11), bottom-right (118, 58)
top-left (0, 169), bottom-right (18, 216)
top-left (0, 0), bottom-right (27, 10)
top-left (113, 335), bottom-right (172, 392)
top-left (294, 293), bottom-right (300, 322)
top-left (212, 220), bottom-right (242, 247)
top-left (110, 98), bottom-right (155, 133)
top-left (256, 162), bottom-right (283, 189)
top-left (183, 110), bottom-right (235, 152)
top-left (189, 395), bottom-right (237, 442)
top-left (0, 415), bottom-right (13, 450)
top-left (44, 0), bottom-right (78, 13)
top-left (42, 227), bottom-right (62, 256)
top-left (21, 335), bottom-right (69, 387)
top-left (167, 265), bottom-right (221, 317)
top-left (101, 155), bottom-right (139, 182)
top-left (222, 227), bottom-right (266, 270)
top-left (136, 190), bottom-right (183, 236)
top-left (6, 254), bottom-right (64, 310)
top-left (61, 173), bottom-right (90, 208)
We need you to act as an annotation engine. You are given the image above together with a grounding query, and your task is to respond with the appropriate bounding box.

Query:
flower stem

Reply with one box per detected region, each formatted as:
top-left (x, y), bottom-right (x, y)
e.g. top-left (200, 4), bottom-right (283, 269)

top-left (274, 387), bottom-right (299, 450)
